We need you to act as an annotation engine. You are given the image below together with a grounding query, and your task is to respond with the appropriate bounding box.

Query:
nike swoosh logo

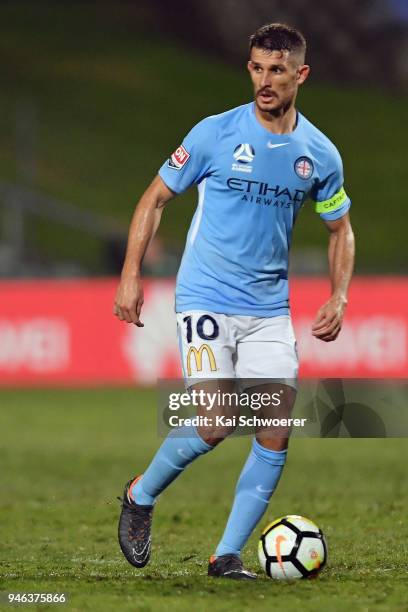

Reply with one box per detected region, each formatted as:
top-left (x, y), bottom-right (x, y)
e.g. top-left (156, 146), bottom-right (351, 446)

top-left (223, 569), bottom-right (254, 577)
top-left (276, 534), bottom-right (287, 577)
top-left (131, 538), bottom-right (151, 560)
top-left (267, 142), bottom-right (290, 149)
top-left (256, 485), bottom-right (274, 494)
top-left (177, 448), bottom-right (190, 459)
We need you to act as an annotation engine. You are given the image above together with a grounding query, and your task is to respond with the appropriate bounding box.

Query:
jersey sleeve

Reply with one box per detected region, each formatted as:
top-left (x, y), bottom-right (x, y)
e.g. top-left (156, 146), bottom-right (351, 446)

top-left (311, 145), bottom-right (351, 221)
top-left (158, 117), bottom-right (216, 194)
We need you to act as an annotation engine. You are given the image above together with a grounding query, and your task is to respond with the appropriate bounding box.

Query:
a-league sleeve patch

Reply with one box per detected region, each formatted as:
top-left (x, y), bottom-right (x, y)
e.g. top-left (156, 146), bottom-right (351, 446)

top-left (167, 145), bottom-right (190, 170)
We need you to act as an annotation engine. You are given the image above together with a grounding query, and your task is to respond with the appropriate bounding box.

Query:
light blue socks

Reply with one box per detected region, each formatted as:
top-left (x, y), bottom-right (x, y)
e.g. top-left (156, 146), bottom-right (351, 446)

top-left (215, 438), bottom-right (287, 557)
top-left (131, 425), bottom-right (213, 505)
top-left (131, 429), bottom-right (286, 558)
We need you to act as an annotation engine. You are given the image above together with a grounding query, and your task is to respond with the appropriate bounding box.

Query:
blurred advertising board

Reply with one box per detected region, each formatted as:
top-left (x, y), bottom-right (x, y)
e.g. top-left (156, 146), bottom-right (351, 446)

top-left (0, 277), bottom-right (406, 386)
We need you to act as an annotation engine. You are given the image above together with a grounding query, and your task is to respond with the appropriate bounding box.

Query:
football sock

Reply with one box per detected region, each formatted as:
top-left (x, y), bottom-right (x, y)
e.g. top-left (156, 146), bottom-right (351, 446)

top-left (215, 438), bottom-right (287, 557)
top-left (130, 424), bottom-right (213, 505)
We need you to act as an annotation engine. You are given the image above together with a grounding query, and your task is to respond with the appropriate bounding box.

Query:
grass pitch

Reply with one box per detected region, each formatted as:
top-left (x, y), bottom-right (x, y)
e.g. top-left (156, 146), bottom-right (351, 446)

top-left (1, 388), bottom-right (408, 611)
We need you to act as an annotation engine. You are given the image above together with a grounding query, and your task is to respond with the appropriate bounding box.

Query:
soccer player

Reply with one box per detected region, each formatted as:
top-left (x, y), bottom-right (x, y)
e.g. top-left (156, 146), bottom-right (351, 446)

top-left (114, 23), bottom-right (355, 579)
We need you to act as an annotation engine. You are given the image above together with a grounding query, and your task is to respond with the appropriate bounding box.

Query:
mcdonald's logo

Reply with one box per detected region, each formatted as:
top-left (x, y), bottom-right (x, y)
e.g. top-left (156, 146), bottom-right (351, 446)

top-left (186, 344), bottom-right (217, 377)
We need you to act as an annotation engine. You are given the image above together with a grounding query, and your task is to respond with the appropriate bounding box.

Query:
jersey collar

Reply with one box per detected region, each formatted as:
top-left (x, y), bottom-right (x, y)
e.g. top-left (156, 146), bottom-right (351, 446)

top-left (249, 102), bottom-right (303, 141)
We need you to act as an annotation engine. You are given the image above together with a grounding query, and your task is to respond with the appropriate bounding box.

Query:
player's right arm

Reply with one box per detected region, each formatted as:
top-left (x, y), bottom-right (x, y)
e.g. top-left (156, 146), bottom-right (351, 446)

top-left (113, 175), bottom-right (175, 327)
top-left (114, 117), bottom-right (216, 326)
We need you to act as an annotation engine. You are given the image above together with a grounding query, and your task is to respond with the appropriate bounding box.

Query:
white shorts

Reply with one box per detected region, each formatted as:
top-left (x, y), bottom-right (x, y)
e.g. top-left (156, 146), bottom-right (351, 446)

top-left (176, 311), bottom-right (298, 389)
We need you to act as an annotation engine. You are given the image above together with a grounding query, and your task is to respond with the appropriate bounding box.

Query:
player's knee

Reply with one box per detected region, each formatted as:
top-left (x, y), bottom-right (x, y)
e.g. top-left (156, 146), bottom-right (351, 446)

top-left (197, 423), bottom-right (237, 446)
top-left (256, 436), bottom-right (289, 452)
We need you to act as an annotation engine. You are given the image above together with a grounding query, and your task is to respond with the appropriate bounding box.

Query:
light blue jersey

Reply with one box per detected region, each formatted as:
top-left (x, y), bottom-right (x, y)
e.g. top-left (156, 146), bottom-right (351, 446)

top-left (159, 102), bottom-right (351, 317)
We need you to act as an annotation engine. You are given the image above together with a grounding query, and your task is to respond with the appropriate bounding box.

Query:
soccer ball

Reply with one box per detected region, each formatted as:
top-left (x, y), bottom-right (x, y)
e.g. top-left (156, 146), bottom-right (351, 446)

top-left (258, 515), bottom-right (327, 580)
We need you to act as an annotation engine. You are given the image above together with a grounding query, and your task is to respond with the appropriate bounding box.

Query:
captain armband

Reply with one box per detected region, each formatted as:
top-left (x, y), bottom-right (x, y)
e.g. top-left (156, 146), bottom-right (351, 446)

top-left (314, 187), bottom-right (348, 214)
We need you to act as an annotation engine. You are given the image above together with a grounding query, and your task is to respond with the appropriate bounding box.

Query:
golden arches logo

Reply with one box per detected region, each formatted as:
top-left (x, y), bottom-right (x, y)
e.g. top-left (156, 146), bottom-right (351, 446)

top-left (186, 344), bottom-right (217, 377)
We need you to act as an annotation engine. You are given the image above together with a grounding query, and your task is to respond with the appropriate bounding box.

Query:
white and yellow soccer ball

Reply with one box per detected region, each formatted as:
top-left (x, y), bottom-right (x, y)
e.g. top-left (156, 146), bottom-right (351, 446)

top-left (258, 515), bottom-right (327, 580)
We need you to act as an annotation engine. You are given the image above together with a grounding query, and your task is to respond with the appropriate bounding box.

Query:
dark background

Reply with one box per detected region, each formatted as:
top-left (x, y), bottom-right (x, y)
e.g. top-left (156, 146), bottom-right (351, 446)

top-left (1, 0), bottom-right (407, 277)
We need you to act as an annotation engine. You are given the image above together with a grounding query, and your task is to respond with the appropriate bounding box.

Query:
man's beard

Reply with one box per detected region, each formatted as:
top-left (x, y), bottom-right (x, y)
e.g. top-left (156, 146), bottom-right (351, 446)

top-left (255, 92), bottom-right (291, 117)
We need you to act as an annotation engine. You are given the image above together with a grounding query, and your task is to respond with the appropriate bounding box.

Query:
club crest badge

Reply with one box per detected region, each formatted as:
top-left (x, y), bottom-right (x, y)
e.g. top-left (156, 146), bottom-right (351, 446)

top-left (294, 156), bottom-right (314, 180)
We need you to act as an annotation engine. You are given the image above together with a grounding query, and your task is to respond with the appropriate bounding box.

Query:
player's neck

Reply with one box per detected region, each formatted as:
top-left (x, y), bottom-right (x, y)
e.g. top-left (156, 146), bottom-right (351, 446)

top-left (254, 104), bottom-right (298, 135)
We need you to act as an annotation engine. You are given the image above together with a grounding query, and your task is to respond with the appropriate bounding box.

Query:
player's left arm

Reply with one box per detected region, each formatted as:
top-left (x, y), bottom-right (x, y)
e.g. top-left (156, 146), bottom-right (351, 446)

top-left (312, 211), bottom-right (355, 342)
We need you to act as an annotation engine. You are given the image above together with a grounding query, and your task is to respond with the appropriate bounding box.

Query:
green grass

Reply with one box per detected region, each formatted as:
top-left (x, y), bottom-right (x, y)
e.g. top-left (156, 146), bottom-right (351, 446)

top-left (1, 388), bottom-right (408, 611)
top-left (0, 2), bottom-right (407, 272)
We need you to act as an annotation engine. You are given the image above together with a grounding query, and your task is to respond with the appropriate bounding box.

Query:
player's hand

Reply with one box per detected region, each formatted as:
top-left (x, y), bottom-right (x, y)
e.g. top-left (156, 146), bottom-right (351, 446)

top-left (113, 275), bottom-right (144, 327)
top-left (311, 295), bottom-right (347, 342)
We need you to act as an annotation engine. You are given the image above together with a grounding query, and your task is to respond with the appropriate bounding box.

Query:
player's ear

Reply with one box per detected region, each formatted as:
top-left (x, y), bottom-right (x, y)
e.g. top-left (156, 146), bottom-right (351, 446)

top-left (297, 64), bottom-right (310, 85)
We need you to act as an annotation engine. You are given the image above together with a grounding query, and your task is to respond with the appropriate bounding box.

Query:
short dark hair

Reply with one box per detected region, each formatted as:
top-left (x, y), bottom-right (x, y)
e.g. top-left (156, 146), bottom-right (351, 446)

top-left (249, 23), bottom-right (306, 60)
